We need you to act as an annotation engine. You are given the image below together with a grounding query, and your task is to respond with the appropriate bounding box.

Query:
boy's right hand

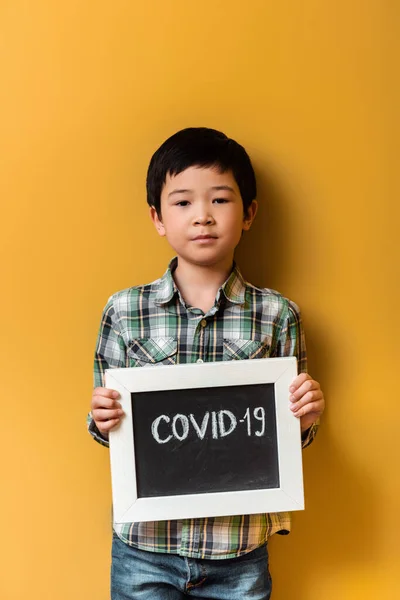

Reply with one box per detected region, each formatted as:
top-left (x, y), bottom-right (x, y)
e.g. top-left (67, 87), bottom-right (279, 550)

top-left (91, 387), bottom-right (124, 438)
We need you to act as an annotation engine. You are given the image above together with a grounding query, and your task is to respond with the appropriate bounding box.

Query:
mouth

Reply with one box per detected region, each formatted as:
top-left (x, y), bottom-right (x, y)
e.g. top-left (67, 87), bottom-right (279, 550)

top-left (192, 235), bottom-right (217, 241)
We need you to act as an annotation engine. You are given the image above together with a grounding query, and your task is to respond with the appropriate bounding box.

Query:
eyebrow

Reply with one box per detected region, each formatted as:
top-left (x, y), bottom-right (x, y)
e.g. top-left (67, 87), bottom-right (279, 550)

top-left (168, 185), bottom-right (236, 198)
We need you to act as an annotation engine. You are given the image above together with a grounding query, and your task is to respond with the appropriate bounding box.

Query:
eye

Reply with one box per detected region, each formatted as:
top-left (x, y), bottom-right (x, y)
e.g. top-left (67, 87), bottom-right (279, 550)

top-left (176, 200), bottom-right (190, 207)
top-left (213, 197), bottom-right (229, 204)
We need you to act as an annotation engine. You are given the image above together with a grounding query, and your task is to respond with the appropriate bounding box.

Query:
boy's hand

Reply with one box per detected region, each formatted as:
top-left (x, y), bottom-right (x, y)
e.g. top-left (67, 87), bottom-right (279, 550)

top-left (91, 387), bottom-right (125, 438)
top-left (289, 373), bottom-right (325, 432)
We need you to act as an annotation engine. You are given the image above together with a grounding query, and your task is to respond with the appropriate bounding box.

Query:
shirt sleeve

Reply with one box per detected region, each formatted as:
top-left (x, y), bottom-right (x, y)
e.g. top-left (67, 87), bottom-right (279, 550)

top-left (87, 296), bottom-right (127, 448)
top-left (276, 299), bottom-right (319, 449)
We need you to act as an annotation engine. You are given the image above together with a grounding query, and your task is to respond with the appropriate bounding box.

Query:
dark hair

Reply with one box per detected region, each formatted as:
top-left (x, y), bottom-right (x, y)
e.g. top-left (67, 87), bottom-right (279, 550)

top-left (146, 127), bottom-right (257, 217)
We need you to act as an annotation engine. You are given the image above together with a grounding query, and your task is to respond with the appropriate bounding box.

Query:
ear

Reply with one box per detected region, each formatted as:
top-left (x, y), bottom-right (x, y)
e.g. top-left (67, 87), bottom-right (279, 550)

top-left (242, 200), bottom-right (258, 231)
top-left (149, 206), bottom-right (166, 236)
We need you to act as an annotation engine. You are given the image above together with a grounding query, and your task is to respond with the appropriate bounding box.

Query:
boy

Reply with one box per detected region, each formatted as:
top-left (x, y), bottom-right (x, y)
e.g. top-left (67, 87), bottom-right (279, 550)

top-left (87, 127), bottom-right (325, 599)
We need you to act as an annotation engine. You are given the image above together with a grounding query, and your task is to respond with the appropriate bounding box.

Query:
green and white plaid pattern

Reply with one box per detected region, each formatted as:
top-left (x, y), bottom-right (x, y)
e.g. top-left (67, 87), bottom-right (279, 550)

top-left (87, 258), bottom-right (318, 559)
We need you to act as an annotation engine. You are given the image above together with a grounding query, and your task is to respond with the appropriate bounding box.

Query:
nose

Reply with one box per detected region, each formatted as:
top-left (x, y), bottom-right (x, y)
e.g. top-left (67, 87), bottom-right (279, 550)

top-left (193, 207), bottom-right (215, 226)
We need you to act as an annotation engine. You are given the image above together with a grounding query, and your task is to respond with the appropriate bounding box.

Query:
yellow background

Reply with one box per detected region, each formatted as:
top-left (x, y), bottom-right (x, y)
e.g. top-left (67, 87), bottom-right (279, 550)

top-left (1, 1), bottom-right (398, 598)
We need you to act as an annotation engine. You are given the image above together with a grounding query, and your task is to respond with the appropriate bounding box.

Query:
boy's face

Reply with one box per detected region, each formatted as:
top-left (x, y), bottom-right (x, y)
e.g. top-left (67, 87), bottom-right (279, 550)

top-left (150, 166), bottom-right (257, 268)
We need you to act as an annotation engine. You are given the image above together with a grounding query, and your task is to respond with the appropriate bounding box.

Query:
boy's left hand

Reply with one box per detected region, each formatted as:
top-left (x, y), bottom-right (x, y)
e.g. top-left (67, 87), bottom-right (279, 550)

top-left (289, 373), bottom-right (325, 432)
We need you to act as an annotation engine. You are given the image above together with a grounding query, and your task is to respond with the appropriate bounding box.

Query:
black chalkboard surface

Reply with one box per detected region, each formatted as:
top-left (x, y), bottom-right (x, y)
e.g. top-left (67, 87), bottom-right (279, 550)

top-left (131, 383), bottom-right (279, 498)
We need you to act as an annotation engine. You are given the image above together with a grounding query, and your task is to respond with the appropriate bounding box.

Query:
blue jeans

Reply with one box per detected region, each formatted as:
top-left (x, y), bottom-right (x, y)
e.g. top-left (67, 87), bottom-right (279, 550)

top-left (111, 532), bottom-right (272, 599)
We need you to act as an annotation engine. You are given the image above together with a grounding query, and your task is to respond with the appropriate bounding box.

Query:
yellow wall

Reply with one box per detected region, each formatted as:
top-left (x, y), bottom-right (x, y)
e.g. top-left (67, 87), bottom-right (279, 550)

top-left (2, 1), bottom-right (398, 598)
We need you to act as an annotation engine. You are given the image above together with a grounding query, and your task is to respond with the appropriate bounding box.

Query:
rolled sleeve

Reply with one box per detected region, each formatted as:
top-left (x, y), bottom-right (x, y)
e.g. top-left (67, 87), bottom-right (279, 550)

top-left (86, 411), bottom-right (110, 448)
top-left (301, 419), bottom-right (319, 449)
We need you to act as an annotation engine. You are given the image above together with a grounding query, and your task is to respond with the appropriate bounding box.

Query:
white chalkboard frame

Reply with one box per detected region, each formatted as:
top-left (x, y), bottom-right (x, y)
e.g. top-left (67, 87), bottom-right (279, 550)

top-left (105, 356), bottom-right (304, 523)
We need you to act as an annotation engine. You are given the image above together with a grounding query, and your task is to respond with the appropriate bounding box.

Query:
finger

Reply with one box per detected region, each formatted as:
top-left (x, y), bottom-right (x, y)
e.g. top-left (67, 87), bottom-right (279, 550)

top-left (91, 395), bottom-right (122, 410)
top-left (93, 408), bottom-right (124, 422)
top-left (289, 378), bottom-right (320, 402)
top-left (96, 418), bottom-right (122, 433)
top-left (93, 387), bottom-right (120, 399)
top-left (289, 372), bottom-right (311, 393)
top-left (290, 389), bottom-right (323, 412)
top-left (292, 399), bottom-right (324, 418)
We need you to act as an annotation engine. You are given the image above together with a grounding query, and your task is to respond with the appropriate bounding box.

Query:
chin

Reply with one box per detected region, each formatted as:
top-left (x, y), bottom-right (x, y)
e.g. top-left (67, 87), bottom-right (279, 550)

top-left (183, 250), bottom-right (233, 267)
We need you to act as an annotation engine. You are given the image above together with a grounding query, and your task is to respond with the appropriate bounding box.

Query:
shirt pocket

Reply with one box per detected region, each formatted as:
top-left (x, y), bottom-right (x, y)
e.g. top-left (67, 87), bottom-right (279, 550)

top-left (223, 338), bottom-right (271, 361)
top-left (126, 337), bottom-right (177, 367)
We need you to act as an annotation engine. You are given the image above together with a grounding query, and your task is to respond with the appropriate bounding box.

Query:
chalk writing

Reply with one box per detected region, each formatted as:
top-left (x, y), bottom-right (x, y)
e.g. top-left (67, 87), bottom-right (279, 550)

top-left (151, 407), bottom-right (266, 444)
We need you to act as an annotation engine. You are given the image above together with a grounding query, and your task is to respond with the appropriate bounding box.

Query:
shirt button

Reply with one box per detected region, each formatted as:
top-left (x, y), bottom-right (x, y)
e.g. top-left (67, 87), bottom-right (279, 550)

top-left (196, 359), bottom-right (204, 364)
top-left (200, 319), bottom-right (207, 327)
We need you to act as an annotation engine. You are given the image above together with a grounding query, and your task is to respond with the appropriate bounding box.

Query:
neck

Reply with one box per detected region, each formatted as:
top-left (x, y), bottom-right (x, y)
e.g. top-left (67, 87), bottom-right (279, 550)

top-left (172, 255), bottom-right (234, 311)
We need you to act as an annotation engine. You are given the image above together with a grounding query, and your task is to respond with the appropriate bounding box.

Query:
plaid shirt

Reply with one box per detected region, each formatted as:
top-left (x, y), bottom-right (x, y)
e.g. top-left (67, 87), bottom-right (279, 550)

top-left (87, 258), bottom-right (318, 559)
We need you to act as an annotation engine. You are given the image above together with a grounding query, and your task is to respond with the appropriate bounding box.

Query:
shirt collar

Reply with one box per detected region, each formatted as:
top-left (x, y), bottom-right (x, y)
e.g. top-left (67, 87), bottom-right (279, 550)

top-left (154, 257), bottom-right (246, 306)
top-left (153, 257), bottom-right (179, 305)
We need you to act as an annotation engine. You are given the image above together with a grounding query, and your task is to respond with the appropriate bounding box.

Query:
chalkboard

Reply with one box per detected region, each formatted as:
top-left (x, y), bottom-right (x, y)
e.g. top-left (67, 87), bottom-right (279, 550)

top-left (131, 383), bottom-right (279, 498)
top-left (106, 357), bottom-right (304, 523)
